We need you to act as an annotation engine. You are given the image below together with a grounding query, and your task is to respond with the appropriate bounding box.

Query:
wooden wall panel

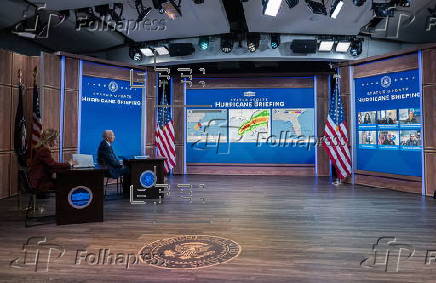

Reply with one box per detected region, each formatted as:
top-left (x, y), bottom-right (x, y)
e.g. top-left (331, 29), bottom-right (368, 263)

top-left (43, 53), bottom-right (60, 89)
top-left (0, 86), bottom-right (12, 151)
top-left (63, 90), bottom-right (78, 148)
top-left (173, 78), bottom-right (184, 146)
top-left (65, 58), bottom-right (79, 91)
top-left (145, 97), bottom-right (155, 147)
top-left (423, 49), bottom-right (436, 85)
top-left (0, 50), bottom-right (12, 86)
top-left (316, 75), bottom-right (330, 176)
top-left (355, 173), bottom-right (421, 194)
top-left (353, 53), bottom-right (418, 79)
top-left (42, 87), bottom-right (60, 146)
top-left (0, 154), bottom-right (10, 199)
top-left (187, 164), bottom-right (315, 176)
top-left (340, 66), bottom-right (350, 94)
top-left (425, 153), bottom-right (436, 196)
top-left (173, 145), bottom-right (184, 175)
top-left (190, 77), bottom-right (314, 89)
top-left (83, 61), bottom-right (139, 81)
top-left (423, 85), bottom-right (436, 148)
top-left (11, 53), bottom-right (27, 87)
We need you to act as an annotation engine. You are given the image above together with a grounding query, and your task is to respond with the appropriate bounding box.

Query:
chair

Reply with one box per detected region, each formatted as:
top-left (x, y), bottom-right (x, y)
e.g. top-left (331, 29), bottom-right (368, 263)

top-left (104, 176), bottom-right (122, 196)
top-left (18, 168), bottom-right (55, 227)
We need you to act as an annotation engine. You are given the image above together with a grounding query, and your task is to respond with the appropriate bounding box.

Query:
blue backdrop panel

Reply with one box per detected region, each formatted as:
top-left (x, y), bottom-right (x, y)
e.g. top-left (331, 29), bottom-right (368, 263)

top-left (186, 87), bottom-right (315, 164)
top-left (80, 76), bottom-right (143, 158)
top-left (354, 69), bottom-right (422, 176)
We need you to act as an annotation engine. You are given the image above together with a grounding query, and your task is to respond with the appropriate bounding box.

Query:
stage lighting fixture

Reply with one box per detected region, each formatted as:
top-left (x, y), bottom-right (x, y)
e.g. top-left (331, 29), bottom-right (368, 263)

top-left (221, 34), bottom-right (234, 53)
top-left (169, 43), bottom-right (195, 56)
top-left (140, 47), bottom-right (155, 56)
top-left (372, 3), bottom-right (395, 17)
top-left (305, 0), bottom-right (327, 15)
top-left (155, 46), bottom-right (170, 55)
top-left (349, 38), bottom-right (363, 57)
top-left (129, 46), bottom-right (143, 61)
top-left (318, 39), bottom-right (335, 52)
top-left (352, 0), bottom-right (366, 7)
top-left (95, 3), bottom-right (124, 22)
top-left (263, 0), bottom-right (283, 17)
top-left (135, 0), bottom-right (152, 22)
top-left (199, 36), bottom-right (209, 50)
top-left (397, 0), bottom-right (411, 8)
top-left (271, 33), bottom-right (280, 49)
top-left (335, 41), bottom-right (351, 52)
top-left (285, 0), bottom-right (299, 9)
top-left (154, 0), bottom-right (182, 20)
top-left (330, 0), bottom-right (344, 19)
top-left (247, 33), bottom-right (260, 53)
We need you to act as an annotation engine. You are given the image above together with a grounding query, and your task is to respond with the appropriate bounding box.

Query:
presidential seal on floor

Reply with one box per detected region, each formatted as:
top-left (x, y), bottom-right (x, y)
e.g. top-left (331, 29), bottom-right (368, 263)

top-left (139, 235), bottom-right (241, 269)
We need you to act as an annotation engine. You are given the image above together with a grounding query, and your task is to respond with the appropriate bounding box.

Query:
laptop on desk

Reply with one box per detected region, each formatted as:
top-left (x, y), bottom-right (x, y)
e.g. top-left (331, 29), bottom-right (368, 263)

top-left (72, 154), bottom-right (95, 168)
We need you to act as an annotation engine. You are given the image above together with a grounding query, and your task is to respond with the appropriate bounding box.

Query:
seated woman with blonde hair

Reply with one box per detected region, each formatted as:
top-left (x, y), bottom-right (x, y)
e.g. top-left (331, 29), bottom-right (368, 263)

top-left (29, 129), bottom-right (74, 193)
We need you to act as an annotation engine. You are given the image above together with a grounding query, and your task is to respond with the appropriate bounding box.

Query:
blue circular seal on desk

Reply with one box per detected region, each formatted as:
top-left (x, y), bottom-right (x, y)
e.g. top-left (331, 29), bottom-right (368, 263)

top-left (68, 186), bottom-right (93, 209)
top-left (140, 170), bottom-right (156, 189)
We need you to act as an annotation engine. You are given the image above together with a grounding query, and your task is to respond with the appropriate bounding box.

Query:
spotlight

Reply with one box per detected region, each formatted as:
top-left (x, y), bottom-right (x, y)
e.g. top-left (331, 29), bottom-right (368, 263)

top-left (318, 39), bottom-right (335, 52)
top-left (397, 0), bottom-right (411, 8)
top-left (154, 0), bottom-right (182, 20)
top-left (349, 38), bottom-right (363, 57)
top-left (372, 3), bottom-right (395, 17)
top-left (330, 0), bottom-right (344, 19)
top-left (154, 46), bottom-right (169, 55)
top-left (140, 47), bottom-right (155, 56)
top-left (285, 0), bottom-right (299, 9)
top-left (305, 0), bottom-right (327, 15)
top-left (262, 0), bottom-right (283, 17)
top-left (135, 0), bottom-right (152, 22)
top-left (221, 34), bottom-right (234, 53)
top-left (352, 0), bottom-right (366, 6)
top-left (199, 36), bottom-right (209, 50)
top-left (335, 41), bottom-right (351, 52)
top-left (95, 3), bottom-right (124, 22)
top-left (129, 46), bottom-right (143, 61)
top-left (271, 33), bottom-right (280, 49)
top-left (247, 33), bottom-right (260, 52)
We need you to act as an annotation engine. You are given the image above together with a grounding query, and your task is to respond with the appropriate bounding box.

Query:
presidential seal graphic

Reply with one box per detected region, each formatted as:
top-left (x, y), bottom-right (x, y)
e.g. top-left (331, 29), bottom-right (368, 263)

top-left (139, 170), bottom-right (156, 189)
top-left (108, 81), bottom-right (118, 92)
top-left (381, 75), bottom-right (392, 88)
top-left (68, 186), bottom-right (93, 209)
top-left (139, 235), bottom-right (241, 269)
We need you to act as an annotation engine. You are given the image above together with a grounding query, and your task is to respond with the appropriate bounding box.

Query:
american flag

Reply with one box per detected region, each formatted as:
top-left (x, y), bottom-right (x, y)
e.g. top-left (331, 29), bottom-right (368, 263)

top-left (31, 83), bottom-right (42, 147)
top-left (322, 77), bottom-right (352, 180)
top-left (155, 80), bottom-right (175, 174)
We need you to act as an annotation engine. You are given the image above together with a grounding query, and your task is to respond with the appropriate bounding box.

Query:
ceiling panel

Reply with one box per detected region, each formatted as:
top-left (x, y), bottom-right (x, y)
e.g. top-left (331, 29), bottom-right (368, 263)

top-left (119, 0), bottom-right (230, 41)
top-left (242, 0), bottom-right (374, 35)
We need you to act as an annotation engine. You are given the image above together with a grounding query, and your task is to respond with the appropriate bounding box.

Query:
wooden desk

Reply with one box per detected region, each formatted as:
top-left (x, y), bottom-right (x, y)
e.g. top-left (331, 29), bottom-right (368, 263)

top-left (124, 158), bottom-right (166, 199)
top-left (55, 168), bottom-right (105, 225)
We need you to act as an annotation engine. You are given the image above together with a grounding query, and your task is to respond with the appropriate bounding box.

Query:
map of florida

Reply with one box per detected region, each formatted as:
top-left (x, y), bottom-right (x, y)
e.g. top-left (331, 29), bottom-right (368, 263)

top-left (238, 110), bottom-right (270, 136)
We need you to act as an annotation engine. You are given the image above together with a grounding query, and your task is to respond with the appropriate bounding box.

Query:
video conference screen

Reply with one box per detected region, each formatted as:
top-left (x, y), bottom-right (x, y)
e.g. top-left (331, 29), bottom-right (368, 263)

top-left (186, 87), bottom-right (315, 164)
top-left (354, 69), bottom-right (422, 176)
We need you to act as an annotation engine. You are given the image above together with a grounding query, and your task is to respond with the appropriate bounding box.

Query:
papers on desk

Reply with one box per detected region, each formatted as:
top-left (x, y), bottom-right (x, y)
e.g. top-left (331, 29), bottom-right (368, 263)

top-left (72, 154), bottom-right (95, 168)
top-left (133, 155), bottom-right (149, 159)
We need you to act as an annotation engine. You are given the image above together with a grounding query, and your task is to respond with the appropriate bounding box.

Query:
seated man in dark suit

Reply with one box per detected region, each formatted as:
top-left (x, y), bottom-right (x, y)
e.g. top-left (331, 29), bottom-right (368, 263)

top-left (97, 130), bottom-right (129, 180)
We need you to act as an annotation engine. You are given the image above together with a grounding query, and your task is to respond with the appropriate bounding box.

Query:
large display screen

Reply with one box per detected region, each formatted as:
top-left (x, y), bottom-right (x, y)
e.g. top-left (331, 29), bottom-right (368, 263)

top-left (186, 87), bottom-right (315, 164)
top-left (80, 75), bottom-right (143, 158)
top-left (354, 69), bottom-right (422, 176)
